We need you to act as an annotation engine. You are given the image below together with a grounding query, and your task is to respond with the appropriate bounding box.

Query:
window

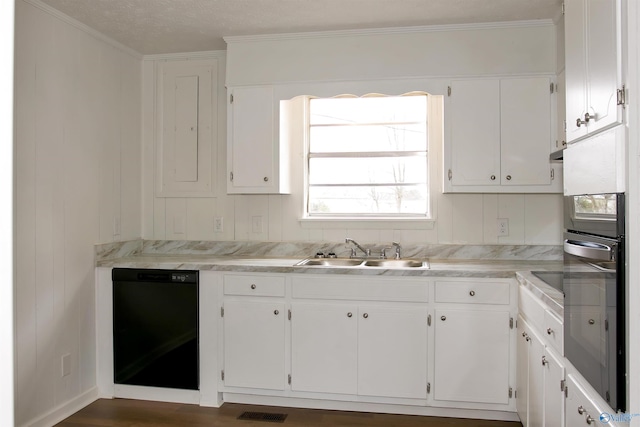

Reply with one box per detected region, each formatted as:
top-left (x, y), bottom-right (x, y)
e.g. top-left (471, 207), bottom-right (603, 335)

top-left (306, 94), bottom-right (429, 218)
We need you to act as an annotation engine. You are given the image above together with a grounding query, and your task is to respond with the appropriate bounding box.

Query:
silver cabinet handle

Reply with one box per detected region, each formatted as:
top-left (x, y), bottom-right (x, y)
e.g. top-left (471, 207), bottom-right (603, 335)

top-left (441, 315), bottom-right (446, 321)
top-left (251, 284), bottom-right (256, 289)
top-left (490, 175), bottom-right (496, 181)
top-left (586, 415), bottom-right (595, 424)
top-left (274, 310), bottom-right (279, 315)
top-left (506, 175), bottom-right (512, 181)
top-left (363, 313), bottom-right (369, 319)
top-left (263, 176), bottom-right (269, 182)
top-left (576, 112), bottom-right (593, 127)
top-left (469, 290), bottom-right (475, 296)
top-left (578, 406), bottom-right (585, 415)
top-left (547, 327), bottom-right (553, 335)
top-left (588, 319), bottom-right (595, 325)
top-left (542, 356), bottom-right (548, 366)
top-left (347, 312), bottom-right (353, 318)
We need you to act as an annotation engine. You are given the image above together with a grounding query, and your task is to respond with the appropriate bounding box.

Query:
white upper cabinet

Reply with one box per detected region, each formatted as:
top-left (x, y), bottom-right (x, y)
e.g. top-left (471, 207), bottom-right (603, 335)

top-left (445, 77), bottom-right (561, 193)
top-left (564, 0), bottom-right (623, 143)
top-left (156, 59), bottom-right (218, 197)
top-left (227, 86), bottom-right (291, 194)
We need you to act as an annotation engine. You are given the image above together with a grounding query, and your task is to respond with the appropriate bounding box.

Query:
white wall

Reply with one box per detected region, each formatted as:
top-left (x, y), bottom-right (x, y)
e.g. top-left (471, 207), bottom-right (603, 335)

top-left (1, 1), bottom-right (15, 426)
top-left (14, 1), bottom-right (141, 424)
top-left (144, 23), bottom-right (563, 245)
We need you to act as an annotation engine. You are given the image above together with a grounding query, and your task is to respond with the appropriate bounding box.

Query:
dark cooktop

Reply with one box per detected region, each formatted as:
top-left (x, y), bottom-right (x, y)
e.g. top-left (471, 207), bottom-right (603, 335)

top-left (531, 271), bottom-right (564, 293)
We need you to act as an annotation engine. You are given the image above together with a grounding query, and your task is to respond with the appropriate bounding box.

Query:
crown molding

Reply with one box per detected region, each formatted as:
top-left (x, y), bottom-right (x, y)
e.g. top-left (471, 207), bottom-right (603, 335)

top-left (143, 50), bottom-right (227, 62)
top-left (224, 19), bottom-right (555, 45)
top-left (21, 0), bottom-right (143, 59)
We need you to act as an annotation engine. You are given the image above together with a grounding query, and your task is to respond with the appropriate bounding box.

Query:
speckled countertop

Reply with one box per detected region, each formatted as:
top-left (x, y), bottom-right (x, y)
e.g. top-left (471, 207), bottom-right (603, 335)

top-left (97, 254), bottom-right (563, 279)
top-left (516, 271), bottom-right (564, 317)
top-left (96, 240), bottom-right (564, 310)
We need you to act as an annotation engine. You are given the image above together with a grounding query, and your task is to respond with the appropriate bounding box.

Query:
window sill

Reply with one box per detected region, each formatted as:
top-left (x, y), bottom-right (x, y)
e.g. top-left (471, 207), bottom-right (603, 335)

top-left (299, 217), bottom-right (435, 229)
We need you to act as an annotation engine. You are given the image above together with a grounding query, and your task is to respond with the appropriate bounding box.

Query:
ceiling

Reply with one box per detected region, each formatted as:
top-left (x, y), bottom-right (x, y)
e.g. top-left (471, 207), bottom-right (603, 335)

top-left (39, 0), bottom-right (563, 55)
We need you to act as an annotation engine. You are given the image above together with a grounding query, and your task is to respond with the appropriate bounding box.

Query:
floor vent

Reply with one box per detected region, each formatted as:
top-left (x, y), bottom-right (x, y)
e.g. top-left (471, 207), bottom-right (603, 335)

top-left (237, 411), bottom-right (288, 423)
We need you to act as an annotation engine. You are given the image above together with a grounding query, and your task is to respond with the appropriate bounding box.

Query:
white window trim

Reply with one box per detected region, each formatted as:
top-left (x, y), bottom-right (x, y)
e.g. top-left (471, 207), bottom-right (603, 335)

top-left (301, 92), bottom-right (434, 222)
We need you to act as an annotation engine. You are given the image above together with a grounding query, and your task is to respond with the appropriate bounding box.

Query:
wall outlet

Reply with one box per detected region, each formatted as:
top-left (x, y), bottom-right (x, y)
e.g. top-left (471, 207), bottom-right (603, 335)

top-left (497, 218), bottom-right (509, 237)
top-left (214, 216), bottom-right (224, 233)
top-left (252, 216), bottom-right (263, 233)
top-left (61, 353), bottom-right (71, 377)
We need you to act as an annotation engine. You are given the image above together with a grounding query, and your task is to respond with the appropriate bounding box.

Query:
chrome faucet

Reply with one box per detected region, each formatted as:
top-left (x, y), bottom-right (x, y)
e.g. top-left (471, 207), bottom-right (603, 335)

top-left (345, 238), bottom-right (371, 258)
top-left (381, 242), bottom-right (402, 259)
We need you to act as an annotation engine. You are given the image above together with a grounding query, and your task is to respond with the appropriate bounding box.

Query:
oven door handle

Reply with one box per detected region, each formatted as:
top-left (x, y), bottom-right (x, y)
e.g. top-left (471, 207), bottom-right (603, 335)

top-left (563, 239), bottom-right (614, 261)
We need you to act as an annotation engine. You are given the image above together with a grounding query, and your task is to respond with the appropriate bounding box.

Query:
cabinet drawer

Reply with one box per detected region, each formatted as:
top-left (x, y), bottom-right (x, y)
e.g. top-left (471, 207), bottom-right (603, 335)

top-left (291, 276), bottom-right (428, 302)
top-left (518, 285), bottom-right (545, 329)
top-left (224, 275), bottom-right (285, 297)
top-left (435, 281), bottom-right (510, 305)
top-left (543, 309), bottom-right (564, 355)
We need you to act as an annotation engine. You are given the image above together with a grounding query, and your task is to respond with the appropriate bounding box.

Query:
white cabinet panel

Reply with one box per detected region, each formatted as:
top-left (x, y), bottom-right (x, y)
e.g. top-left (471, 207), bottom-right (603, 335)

top-left (227, 86), bottom-right (291, 194)
top-left (223, 300), bottom-right (286, 390)
top-left (564, 0), bottom-right (623, 143)
top-left (157, 59), bottom-right (218, 197)
top-left (357, 305), bottom-right (428, 399)
top-left (433, 309), bottom-right (510, 404)
top-left (516, 317), bottom-right (531, 427)
top-left (450, 79), bottom-right (501, 187)
top-left (290, 302), bottom-right (358, 394)
top-left (544, 348), bottom-right (566, 427)
top-left (500, 77), bottom-right (552, 186)
top-left (446, 77), bottom-right (560, 193)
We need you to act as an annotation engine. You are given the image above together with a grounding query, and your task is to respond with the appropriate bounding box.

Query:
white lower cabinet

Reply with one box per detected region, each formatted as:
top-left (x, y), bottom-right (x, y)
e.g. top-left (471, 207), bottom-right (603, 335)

top-left (290, 302), bottom-right (358, 395)
top-left (357, 305), bottom-right (428, 399)
top-left (290, 302), bottom-right (428, 399)
top-left (517, 315), bottom-right (566, 427)
top-left (223, 299), bottom-right (286, 390)
top-left (433, 309), bottom-right (511, 405)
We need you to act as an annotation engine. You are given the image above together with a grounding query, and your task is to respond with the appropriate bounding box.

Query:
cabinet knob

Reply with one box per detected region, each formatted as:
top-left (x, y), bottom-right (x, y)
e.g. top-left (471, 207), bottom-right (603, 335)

top-left (250, 284), bottom-right (256, 289)
top-left (578, 406), bottom-right (585, 415)
top-left (506, 175), bottom-right (512, 181)
top-left (586, 415), bottom-right (595, 425)
top-left (440, 315), bottom-right (446, 321)
top-left (274, 310), bottom-right (279, 315)
top-left (547, 327), bottom-right (553, 335)
top-left (490, 175), bottom-right (496, 181)
top-left (469, 290), bottom-right (475, 296)
top-left (363, 313), bottom-right (369, 319)
top-left (588, 319), bottom-right (595, 325)
top-left (576, 113), bottom-right (593, 128)
top-left (347, 312), bottom-right (353, 318)
top-left (542, 356), bottom-right (548, 366)
top-left (263, 176), bottom-right (269, 182)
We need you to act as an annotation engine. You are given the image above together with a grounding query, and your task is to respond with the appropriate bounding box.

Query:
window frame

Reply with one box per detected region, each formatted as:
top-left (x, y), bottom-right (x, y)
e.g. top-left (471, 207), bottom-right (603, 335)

top-left (302, 93), bottom-right (433, 221)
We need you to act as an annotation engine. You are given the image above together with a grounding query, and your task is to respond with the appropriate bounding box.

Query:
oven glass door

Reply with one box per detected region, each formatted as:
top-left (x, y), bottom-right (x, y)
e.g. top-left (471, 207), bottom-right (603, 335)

top-left (563, 231), bottom-right (621, 409)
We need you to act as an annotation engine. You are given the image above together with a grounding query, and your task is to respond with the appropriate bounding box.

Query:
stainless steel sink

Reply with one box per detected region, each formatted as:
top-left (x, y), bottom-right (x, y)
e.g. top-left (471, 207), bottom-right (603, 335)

top-left (294, 258), bottom-right (429, 269)
top-left (295, 258), bottom-right (365, 267)
top-left (363, 259), bottom-right (429, 268)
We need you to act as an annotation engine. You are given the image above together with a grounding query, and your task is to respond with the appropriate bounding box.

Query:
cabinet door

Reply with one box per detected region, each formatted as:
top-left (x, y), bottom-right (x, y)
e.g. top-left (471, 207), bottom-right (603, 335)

top-left (291, 302), bottom-right (358, 394)
top-left (500, 77), bottom-right (552, 186)
top-left (544, 348), bottom-right (566, 427)
top-left (564, 0), bottom-right (589, 143)
top-left (449, 79), bottom-right (501, 186)
top-left (357, 305), bottom-right (428, 399)
top-left (228, 86), bottom-right (275, 192)
top-left (585, 0), bottom-right (622, 135)
top-left (223, 300), bottom-right (285, 390)
top-left (434, 309), bottom-right (511, 404)
top-left (528, 329), bottom-right (546, 427)
top-left (516, 317), bottom-right (531, 427)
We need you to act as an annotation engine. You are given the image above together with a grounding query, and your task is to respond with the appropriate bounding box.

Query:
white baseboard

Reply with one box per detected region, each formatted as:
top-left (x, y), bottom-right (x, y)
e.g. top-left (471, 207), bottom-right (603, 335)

top-left (21, 387), bottom-right (99, 427)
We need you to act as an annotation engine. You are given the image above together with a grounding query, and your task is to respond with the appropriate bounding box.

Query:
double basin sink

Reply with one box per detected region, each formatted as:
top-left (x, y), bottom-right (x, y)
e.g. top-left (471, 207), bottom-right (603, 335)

top-left (295, 258), bottom-right (430, 269)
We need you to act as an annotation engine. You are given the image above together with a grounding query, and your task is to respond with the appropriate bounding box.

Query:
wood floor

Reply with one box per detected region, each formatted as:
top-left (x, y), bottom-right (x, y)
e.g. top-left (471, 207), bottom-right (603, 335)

top-left (56, 399), bottom-right (524, 427)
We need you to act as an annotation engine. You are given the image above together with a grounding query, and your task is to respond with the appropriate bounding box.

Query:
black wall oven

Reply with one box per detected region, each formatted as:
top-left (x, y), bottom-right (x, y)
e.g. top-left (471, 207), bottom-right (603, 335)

top-left (564, 193), bottom-right (625, 411)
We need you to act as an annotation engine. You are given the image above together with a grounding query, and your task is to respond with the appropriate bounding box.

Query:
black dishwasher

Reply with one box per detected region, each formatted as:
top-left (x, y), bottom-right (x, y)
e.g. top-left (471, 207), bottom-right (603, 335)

top-left (112, 268), bottom-right (199, 390)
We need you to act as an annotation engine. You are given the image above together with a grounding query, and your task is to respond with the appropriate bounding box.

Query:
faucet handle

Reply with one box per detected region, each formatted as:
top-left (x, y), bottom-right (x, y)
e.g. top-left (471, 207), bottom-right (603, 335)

top-left (392, 242), bottom-right (401, 259)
